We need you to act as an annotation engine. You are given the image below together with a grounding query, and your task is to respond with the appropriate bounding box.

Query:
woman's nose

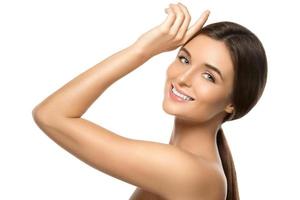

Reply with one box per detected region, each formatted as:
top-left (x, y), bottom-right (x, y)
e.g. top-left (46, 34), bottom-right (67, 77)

top-left (176, 66), bottom-right (196, 87)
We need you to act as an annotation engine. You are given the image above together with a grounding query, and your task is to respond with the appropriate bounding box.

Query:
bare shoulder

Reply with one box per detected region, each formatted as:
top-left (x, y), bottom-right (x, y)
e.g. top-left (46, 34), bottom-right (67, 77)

top-left (129, 155), bottom-right (228, 200)
top-left (33, 113), bottom-right (226, 199)
top-left (175, 157), bottom-right (227, 199)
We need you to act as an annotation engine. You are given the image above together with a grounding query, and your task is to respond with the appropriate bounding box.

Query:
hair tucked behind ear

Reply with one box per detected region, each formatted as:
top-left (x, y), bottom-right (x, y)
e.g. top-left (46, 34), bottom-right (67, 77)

top-left (184, 21), bottom-right (268, 200)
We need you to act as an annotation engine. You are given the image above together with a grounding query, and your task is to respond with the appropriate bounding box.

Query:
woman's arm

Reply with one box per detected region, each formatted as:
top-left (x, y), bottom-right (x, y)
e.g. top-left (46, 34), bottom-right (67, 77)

top-left (32, 3), bottom-right (211, 198)
top-left (32, 44), bottom-right (149, 119)
top-left (32, 2), bottom-right (209, 119)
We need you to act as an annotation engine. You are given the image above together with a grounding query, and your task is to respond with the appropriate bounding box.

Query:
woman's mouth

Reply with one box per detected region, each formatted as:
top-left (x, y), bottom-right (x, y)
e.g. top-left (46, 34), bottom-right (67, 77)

top-left (169, 83), bottom-right (195, 102)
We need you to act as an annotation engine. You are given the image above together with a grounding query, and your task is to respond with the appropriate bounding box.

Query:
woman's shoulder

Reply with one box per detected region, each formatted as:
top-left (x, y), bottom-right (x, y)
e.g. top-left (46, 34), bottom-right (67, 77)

top-left (129, 155), bottom-right (227, 200)
top-left (188, 156), bottom-right (227, 199)
top-left (206, 160), bottom-right (228, 199)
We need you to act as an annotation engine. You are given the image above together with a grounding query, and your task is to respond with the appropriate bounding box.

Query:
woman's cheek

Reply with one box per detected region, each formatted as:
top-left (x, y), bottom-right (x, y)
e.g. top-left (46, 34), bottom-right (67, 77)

top-left (167, 63), bottom-right (183, 78)
top-left (195, 81), bottom-right (216, 101)
top-left (196, 84), bottom-right (226, 108)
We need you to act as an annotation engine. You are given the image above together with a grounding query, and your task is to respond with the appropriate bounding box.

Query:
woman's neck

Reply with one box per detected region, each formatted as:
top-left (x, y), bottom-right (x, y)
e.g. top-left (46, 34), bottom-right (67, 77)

top-left (169, 116), bottom-right (223, 165)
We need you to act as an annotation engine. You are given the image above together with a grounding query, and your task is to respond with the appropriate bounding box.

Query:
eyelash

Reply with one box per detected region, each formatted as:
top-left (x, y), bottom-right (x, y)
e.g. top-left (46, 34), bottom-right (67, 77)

top-left (177, 55), bottom-right (216, 83)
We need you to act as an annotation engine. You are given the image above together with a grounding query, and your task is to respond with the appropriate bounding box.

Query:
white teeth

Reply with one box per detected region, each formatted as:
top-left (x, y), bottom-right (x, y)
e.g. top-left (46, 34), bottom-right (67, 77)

top-left (172, 86), bottom-right (193, 101)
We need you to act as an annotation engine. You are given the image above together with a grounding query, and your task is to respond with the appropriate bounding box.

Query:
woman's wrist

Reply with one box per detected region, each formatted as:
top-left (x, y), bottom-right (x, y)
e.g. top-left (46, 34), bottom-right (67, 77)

top-left (129, 42), bottom-right (154, 61)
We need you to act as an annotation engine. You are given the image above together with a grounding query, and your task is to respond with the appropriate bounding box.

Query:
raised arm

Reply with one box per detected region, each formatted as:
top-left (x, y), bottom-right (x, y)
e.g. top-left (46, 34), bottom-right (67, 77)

top-left (32, 3), bottom-right (209, 119)
top-left (33, 44), bottom-right (149, 119)
top-left (32, 3), bottom-right (211, 198)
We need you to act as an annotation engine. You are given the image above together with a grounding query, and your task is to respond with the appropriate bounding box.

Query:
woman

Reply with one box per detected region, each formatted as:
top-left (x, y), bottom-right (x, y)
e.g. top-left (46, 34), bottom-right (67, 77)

top-left (32, 2), bottom-right (267, 200)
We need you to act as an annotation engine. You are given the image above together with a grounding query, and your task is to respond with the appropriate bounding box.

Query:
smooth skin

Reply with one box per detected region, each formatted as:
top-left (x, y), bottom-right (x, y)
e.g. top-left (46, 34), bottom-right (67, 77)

top-left (32, 3), bottom-right (225, 200)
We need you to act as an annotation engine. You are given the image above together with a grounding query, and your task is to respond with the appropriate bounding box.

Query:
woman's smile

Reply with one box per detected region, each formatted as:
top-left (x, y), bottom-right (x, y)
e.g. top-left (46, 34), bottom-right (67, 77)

top-left (168, 83), bottom-right (195, 103)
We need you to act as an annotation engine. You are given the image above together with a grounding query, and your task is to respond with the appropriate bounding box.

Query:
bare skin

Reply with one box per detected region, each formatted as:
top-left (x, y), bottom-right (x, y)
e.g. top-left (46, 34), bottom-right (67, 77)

top-left (129, 25), bottom-right (235, 200)
top-left (32, 2), bottom-right (232, 200)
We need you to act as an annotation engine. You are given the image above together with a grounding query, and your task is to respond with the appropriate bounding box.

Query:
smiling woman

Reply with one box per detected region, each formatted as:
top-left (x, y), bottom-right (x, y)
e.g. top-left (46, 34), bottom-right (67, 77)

top-left (32, 2), bottom-right (267, 200)
top-left (162, 21), bottom-right (268, 200)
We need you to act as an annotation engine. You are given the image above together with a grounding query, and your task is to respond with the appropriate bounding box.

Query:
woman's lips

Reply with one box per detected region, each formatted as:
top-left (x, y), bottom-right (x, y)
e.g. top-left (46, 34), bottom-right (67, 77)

top-left (171, 83), bottom-right (195, 100)
top-left (169, 83), bottom-right (195, 102)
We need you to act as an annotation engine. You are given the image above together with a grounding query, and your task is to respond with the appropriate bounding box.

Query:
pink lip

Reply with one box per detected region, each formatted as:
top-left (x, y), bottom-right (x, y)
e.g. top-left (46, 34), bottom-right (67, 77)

top-left (168, 83), bottom-right (195, 102)
top-left (172, 83), bottom-right (195, 99)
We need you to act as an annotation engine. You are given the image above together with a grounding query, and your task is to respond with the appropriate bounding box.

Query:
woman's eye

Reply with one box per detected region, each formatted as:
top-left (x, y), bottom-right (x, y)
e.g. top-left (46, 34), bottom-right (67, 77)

top-left (203, 72), bottom-right (215, 83)
top-left (177, 55), bottom-right (215, 83)
top-left (178, 55), bottom-right (189, 64)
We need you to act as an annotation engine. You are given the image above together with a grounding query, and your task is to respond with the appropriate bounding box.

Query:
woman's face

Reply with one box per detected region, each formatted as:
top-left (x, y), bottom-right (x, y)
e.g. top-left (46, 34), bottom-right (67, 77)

top-left (162, 34), bottom-right (235, 123)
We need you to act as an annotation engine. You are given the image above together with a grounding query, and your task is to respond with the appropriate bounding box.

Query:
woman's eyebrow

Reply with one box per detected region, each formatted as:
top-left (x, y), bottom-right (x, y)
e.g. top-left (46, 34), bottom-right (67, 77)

top-left (204, 63), bottom-right (224, 81)
top-left (179, 47), bottom-right (191, 58)
top-left (179, 47), bottom-right (224, 81)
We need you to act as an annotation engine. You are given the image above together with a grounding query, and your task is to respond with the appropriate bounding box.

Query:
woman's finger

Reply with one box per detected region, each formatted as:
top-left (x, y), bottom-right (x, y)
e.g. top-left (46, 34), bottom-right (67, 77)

top-left (169, 4), bottom-right (185, 36)
top-left (175, 2), bottom-right (191, 40)
top-left (184, 10), bottom-right (210, 42)
top-left (160, 5), bottom-right (176, 30)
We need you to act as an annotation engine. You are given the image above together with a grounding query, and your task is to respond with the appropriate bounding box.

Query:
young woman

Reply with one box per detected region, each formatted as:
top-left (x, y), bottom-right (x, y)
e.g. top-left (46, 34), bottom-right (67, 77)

top-left (32, 2), bottom-right (267, 200)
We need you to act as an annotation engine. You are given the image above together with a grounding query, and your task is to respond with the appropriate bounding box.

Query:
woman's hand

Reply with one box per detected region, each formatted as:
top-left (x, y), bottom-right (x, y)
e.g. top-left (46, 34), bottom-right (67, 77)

top-left (132, 2), bottom-right (210, 58)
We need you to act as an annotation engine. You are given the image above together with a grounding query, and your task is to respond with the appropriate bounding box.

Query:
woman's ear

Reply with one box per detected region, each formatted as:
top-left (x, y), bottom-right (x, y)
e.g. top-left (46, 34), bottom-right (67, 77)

top-left (224, 103), bottom-right (235, 114)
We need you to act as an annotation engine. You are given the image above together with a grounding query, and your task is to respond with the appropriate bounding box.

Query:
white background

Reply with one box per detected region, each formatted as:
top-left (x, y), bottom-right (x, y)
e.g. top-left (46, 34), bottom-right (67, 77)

top-left (1, 0), bottom-right (299, 199)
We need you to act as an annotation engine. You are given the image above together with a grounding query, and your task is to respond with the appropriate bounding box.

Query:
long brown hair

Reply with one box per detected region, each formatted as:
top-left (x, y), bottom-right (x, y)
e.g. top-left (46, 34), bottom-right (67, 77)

top-left (183, 21), bottom-right (268, 200)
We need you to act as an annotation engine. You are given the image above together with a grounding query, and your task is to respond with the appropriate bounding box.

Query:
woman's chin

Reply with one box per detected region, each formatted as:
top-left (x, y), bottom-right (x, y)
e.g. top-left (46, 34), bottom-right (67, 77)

top-left (162, 99), bottom-right (176, 115)
top-left (162, 99), bottom-right (186, 117)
